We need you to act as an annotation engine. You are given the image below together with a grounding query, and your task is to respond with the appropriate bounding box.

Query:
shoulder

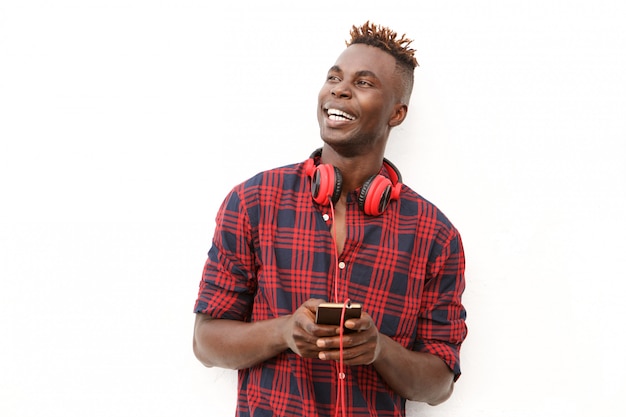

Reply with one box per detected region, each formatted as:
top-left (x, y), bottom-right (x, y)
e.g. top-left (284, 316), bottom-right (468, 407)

top-left (397, 185), bottom-right (463, 260)
top-left (225, 161), bottom-right (308, 206)
top-left (242, 161), bottom-right (305, 188)
top-left (233, 161), bottom-right (307, 195)
top-left (399, 185), bottom-right (458, 231)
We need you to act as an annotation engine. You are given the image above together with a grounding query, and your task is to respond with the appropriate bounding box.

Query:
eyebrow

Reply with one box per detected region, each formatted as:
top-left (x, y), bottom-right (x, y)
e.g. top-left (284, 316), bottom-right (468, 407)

top-left (328, 65), bottom-right (380, 81)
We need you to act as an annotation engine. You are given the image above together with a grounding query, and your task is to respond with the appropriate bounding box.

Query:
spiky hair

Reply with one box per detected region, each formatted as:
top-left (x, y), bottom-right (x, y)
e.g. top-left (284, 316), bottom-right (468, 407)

top-left (346, 21), bottom-right (418, 70)
top-left (346, 21), bottom-right (417, 104)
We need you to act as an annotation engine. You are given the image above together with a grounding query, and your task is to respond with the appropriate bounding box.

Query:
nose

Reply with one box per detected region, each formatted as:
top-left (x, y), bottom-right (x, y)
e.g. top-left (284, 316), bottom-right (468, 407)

top-left (331, 82), bottom-right (352, 99)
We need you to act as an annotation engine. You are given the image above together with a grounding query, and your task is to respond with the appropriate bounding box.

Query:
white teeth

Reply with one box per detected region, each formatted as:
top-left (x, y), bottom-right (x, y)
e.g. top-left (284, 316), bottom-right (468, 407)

top-left (327, 108), bottom-right (355, 121)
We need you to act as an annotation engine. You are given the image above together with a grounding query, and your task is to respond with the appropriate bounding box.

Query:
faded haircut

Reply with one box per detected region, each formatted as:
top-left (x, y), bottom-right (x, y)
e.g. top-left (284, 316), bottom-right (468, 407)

top-left (347, 21), bottom-right (418, 104)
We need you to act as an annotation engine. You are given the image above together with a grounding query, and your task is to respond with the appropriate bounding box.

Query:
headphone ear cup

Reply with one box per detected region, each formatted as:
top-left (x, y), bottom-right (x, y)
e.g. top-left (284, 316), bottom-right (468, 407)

top-left (358, 175), bottom-right (393, 216)
top-left (311, 164), bottom-right (342, 206)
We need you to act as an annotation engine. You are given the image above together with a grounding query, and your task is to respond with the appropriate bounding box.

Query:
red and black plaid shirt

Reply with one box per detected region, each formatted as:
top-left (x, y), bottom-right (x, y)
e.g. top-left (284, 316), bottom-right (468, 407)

top-left (195, 158), bottom-right (467, 417)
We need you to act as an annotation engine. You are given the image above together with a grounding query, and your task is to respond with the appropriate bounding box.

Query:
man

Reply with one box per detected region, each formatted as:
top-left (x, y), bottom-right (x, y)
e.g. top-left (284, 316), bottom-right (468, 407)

top-left (193, 22), bottom-right (467, 417)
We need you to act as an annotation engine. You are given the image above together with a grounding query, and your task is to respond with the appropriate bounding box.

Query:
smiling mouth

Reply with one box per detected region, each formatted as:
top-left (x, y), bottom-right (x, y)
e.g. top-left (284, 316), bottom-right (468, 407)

top-left (326, 108), bottom-right (356, 121)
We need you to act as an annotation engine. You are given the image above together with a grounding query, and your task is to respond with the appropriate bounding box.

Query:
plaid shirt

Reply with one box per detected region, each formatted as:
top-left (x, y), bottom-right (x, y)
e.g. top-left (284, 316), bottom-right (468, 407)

top-left (194, 158), bottom-right (467, 417)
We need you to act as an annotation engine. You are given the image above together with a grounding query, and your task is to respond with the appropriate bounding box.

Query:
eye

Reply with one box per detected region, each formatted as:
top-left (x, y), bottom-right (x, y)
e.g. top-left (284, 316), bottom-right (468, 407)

top-left (356, 79), bottom-right (373, 87)
top-left (327, 75), bottom-right (341, 82)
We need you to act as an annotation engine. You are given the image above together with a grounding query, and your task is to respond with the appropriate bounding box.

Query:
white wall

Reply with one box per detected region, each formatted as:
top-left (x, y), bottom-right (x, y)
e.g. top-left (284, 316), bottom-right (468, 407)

top-left (1, 1), bottom-right (625, 416)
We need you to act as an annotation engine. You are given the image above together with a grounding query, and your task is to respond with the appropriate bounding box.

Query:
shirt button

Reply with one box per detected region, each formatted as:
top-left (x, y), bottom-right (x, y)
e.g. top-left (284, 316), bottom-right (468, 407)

top-left (322, 214), bottom-right (330, 221)
top-left (338, 262), bottom-right (346, 269)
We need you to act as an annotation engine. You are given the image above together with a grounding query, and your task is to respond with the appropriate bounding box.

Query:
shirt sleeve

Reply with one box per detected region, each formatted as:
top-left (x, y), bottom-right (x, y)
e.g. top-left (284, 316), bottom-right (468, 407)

top-left (194, 187), bottom-right (258, 321)
top-left (413, 220), bottom-right (467, 380)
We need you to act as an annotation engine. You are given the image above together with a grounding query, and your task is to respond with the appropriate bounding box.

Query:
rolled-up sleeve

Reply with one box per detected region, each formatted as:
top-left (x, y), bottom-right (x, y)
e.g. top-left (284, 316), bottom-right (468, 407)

top-left (414, 225), bottom-right (467, 380)
top-left (194, 187), bottom-right (257, 321)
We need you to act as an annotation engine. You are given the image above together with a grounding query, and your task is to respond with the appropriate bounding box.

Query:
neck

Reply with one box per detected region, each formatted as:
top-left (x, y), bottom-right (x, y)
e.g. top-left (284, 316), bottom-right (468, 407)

top-left (320, 145), bottom-right (385, 195)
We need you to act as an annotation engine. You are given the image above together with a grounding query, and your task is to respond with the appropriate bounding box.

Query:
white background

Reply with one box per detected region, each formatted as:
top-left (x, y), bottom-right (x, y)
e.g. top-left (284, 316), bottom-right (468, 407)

top-left (1, 1), bottom-right (625, 416)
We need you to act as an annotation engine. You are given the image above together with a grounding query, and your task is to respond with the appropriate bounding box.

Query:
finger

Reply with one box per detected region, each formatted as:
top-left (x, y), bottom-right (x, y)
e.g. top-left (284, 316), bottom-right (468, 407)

top-left (318, 332), bottom-right (367, 349)
top-left (303, 298), bottom-right (326, 313)
top-left (318, 345), bottom-right (371, 363)
top-left (345, 315), bottom-right (373, 332)
top-left (342, 351), bottom-right (375, 366)
top-left (313, 324), bottom-right (342, 338)
top-left (315, 334), bottom-right (343, 350)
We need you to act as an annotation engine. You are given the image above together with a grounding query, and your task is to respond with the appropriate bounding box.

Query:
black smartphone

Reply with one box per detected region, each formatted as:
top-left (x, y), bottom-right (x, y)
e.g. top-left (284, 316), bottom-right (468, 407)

top-left (315, 302), bottom-right (362, 330)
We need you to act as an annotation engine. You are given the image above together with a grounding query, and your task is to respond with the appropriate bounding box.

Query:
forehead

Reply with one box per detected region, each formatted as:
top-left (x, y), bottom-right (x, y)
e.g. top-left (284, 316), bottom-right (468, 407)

top-left (332, 44), bottom-right (397, 79)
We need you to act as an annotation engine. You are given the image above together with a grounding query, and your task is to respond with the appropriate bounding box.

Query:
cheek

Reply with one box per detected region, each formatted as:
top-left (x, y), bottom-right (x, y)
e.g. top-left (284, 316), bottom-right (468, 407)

top-left (317, 87), bottom-right (330, 121)
top-left (361, 102), bottom-right (386, 125)
top-left (317, 84), bottom-right (329, 101)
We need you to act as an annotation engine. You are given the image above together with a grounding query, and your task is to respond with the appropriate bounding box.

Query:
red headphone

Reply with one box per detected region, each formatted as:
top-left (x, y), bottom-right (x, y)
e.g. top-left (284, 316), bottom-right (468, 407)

top-left (304, 148), bottom-right (402, 216)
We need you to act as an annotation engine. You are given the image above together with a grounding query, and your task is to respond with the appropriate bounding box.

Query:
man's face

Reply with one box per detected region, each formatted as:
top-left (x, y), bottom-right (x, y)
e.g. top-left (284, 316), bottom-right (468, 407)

top-left (317, 44), bottom-right (404, 152)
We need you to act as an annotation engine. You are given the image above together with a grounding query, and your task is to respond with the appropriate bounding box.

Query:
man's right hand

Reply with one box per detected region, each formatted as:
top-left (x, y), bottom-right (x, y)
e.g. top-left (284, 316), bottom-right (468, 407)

top-left (283, 298), bottom-right (338, 358)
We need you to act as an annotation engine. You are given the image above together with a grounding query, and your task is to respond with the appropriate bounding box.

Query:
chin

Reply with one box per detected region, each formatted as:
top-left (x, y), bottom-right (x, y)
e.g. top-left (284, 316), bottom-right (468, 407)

top-left (320, 125), bottom-right (351, 142)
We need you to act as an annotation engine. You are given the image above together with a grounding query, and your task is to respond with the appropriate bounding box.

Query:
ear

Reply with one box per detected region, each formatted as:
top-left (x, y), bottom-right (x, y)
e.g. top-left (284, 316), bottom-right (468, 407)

top-left (388, 103), bottom-right (408, 127)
